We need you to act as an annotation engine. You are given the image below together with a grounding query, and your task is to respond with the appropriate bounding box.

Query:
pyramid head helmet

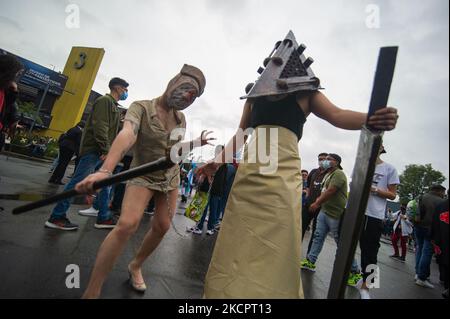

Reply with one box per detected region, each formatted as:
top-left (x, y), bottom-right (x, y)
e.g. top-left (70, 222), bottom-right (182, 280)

top-left (241, 30), bottom-right (322, 99)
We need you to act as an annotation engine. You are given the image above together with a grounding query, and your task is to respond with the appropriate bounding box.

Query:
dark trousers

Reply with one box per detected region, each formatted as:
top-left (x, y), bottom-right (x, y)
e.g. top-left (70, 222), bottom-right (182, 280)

top-left (0, 132), bottom-right (5, 151)
top-left (302, 208), bottom-right (319, 254)
top-left (49, 146), bottom-right (74, 183)
top-left (110, 156), bottom-right (133, 211)
top-left (438, 263), bottom-right (449, 289)
top-left (359, 216), bottom-right (384, 281)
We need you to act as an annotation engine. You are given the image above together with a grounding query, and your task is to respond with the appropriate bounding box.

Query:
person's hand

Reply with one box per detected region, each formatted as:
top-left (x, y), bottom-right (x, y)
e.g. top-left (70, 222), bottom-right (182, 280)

top-left (433, 243), bottom-right (442, 256)
top-left (75, 172), bottom-right (110, 195)
top-left (195, 130), bottom-right (216, 147)
top-left (100, 154), bottom-right (107, 161)
top-left (367, 107), bottom-right (399, 131)
top-left (309, 202), bottom-right (319, 213)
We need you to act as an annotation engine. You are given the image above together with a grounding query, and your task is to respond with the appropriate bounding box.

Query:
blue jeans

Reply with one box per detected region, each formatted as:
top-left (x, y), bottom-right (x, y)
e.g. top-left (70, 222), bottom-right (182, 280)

top-left (50, 152), bottom-right (111, 222)
top-left (50, 152), bottom-right (59, 171)
top-left (219, 164), bottom-right (237, 219)
top-left (92, 164), bottom-right (122, 210)
top-left (307, 210), bottom-right (359, 273)
top-left (415, 226), bottom-right (433, 280)
top-left (197, 195), bottom-right (222, 231)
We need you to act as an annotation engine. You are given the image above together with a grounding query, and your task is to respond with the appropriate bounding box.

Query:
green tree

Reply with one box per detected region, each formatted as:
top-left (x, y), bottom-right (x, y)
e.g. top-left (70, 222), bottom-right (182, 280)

top-left (398, 164), bottom-right (446, 203)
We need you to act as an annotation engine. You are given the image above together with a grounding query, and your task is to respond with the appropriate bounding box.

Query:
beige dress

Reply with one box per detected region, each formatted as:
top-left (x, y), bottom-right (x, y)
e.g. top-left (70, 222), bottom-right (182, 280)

top-left (203, 125), bottom-right (304, 298)
top-left (124, 99), bottom-right (186, 192)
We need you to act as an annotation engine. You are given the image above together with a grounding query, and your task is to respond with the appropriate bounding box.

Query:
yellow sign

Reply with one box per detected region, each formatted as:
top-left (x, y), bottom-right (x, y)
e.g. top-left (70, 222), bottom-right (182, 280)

top-left (44, 47), bottom-right (104, 138)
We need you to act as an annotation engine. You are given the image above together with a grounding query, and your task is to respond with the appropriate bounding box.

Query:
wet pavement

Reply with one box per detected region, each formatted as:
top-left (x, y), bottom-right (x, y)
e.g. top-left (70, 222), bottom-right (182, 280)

top-left (0, 153), bottom-right (445, 299)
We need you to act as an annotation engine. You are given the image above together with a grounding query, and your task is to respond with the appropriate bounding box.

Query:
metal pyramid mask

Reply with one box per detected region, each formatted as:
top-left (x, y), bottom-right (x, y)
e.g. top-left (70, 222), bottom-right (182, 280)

top-left (241, 30), bottom-right (322, 99)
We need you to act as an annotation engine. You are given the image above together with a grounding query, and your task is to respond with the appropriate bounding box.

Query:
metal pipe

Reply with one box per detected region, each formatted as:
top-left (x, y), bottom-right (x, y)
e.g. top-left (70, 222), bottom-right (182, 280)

top-left (12, 156), bottom-right (175, 215)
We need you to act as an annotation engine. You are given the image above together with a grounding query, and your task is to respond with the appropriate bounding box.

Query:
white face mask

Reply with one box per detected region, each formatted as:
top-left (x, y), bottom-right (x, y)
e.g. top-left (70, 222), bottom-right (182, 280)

top-left (167, 83), bottom-right (198, 110)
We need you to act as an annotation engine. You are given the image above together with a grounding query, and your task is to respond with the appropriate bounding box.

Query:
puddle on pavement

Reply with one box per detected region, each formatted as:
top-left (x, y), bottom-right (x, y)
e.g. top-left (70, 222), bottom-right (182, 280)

top-left (0, 193), bottom-right (86, 205)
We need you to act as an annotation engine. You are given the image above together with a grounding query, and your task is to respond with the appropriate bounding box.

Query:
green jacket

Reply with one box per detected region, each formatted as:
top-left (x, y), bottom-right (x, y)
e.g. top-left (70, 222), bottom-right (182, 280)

top-left (79, 94), bottom-right (120, 157)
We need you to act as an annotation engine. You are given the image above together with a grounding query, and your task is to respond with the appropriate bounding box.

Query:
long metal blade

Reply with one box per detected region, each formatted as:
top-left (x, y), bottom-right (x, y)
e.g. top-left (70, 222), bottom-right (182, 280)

top-left (327, 46), bottom-right (398, 299)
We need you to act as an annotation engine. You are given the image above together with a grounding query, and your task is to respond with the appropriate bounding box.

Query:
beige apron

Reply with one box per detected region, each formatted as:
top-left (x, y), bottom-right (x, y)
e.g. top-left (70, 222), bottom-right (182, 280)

top-left (203, 125), bottom-right (304, 298)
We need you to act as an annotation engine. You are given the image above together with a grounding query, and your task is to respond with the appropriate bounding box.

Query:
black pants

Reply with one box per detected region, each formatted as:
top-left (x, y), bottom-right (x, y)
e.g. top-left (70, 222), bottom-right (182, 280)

top-left (302, 207), bottom-right (319, 254)
top-left (110, 155), bottom-right (133, 211)
top-left (359, 216), bottom-right (384, 281)
top-left (49, 146), bottom-right (74, 183)
top-left (439, 263), bottom-right (449, 289)
top-left (0, 132), bottom-right (5, 152)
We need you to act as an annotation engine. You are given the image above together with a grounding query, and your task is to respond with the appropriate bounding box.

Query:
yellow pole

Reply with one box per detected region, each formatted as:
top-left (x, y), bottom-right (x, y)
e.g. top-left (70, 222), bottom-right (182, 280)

top-left (43, 47), bottom-right (105, 138)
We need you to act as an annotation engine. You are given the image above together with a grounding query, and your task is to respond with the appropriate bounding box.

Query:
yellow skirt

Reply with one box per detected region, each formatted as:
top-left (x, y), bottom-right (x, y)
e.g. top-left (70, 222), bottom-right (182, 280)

top-left (203, 125), bottom-right (304, 298)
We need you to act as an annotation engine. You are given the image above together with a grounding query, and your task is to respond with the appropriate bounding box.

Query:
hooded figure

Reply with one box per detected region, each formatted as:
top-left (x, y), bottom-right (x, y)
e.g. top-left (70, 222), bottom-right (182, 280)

top-left (76, 64), bottom-right (215, 299)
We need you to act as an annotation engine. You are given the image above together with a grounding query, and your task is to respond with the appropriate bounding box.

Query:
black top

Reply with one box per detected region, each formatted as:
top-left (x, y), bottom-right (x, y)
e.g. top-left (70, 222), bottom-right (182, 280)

top-left (250, 93), bottom-right (307, 140)
top-left (59, 126), bottom-right (83, 155)
top-left (306, 168), bottom-right (327, 207)
top-left (431, 199), bottom-right (449, 266)
top-left (199, 178), bottom-right (210, 193)
top-left (210, 164), bottom-right (228, 196)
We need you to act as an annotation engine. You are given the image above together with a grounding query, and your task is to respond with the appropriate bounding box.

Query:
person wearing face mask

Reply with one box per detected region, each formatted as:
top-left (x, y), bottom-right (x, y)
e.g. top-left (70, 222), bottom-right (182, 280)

top-left (75, 65), bottom-right (215, 299)
top-left (302, 153), bottom-right (328, 246)
top-left (301, 154), bottom-right (360, 277)
top-left (45, 77), bottom-right (129, 231)
top-left (353, 144), bottom-right (400, 299)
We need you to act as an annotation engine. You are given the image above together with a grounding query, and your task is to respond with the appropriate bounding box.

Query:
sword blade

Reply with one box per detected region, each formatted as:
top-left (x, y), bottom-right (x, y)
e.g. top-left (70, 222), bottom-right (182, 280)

top-left (327, 46), bottom-right (398, 299)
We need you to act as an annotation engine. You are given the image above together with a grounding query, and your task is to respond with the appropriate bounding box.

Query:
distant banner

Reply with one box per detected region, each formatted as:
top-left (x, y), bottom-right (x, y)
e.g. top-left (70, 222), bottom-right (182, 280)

top-left (1, 48), bottom-right (68, 96)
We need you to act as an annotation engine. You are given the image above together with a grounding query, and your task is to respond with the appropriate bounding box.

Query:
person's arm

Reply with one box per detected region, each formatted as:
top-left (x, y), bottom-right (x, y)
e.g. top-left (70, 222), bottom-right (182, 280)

top-left (198, 100), bottom-right (252, 178)
top-left (309, 185), bottom-right (338, 212)
top-left (215, 99), bottom-right (253, 163)
top-left (371, 184), bottom-right (397, 201)
top-left (75, 120), bottom-right (138, 194)
top-left (309, 91), bottom-right (398, 131)
top-left (176, 130), bottom-right (216, 157)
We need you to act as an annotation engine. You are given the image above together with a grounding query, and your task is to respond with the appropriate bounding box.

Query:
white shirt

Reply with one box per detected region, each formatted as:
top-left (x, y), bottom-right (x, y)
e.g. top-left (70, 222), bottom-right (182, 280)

top-left (365, 162), bottom-right (400, 220)
top-left (392, 211), bottom-right (414, 236)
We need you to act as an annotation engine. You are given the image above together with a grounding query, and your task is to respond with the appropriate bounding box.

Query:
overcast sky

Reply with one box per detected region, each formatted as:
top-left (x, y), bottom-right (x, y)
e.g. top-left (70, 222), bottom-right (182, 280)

top-left (1, 0), bottom-right (448, 188)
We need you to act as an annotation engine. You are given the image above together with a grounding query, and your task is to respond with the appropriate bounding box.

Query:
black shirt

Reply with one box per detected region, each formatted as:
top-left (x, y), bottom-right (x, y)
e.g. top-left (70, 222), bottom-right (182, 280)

top-left (306, 167), bottom-right (327, 207)
top-left (59, 126), bottom-right (83, 155)
top-left (210, 164), bottom-right (228, 196)
top-left (250, 93), bottom-right (308, 140)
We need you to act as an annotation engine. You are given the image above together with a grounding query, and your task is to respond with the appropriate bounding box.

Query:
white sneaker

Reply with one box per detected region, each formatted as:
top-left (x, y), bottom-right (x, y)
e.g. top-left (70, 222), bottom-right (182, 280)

top-left (414, 274), bottom-right (430, 281)
top-left (415, 279), bottom-right (435, 289)
top-left (192, 228), bottom-right (203, 235)
top-left (356, 279), bottom-right (371, 299)
top-left (78, 207), bottom-right (99, 217)
top-left (206, 229), bottom-right (215, 236)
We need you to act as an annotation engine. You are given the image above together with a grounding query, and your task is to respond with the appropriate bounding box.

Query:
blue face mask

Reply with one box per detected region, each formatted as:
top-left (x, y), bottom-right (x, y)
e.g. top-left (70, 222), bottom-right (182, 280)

top-left (321, 160), bottom-right (331, 170)
top-left (119, 91), bottom-right (128, 101)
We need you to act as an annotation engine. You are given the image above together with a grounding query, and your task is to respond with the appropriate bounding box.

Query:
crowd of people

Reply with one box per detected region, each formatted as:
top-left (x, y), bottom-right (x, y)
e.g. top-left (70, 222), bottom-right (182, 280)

top-left (299, 148), bottom-right (448, 299)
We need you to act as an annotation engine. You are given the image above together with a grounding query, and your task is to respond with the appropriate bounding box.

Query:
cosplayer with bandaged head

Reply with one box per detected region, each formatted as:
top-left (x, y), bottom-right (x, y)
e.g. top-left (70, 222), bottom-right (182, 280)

top-left (76, 64), bottom-right (214, 299)
top-left (165, 64), bottom-right (206, 110)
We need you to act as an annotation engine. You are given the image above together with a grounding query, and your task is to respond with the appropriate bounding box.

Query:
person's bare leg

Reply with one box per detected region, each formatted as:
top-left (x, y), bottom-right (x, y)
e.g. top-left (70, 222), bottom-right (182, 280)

top-left (81, 185), bottom-right (152, 299)
top-left (128, 189), bottom-right (178, 285)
